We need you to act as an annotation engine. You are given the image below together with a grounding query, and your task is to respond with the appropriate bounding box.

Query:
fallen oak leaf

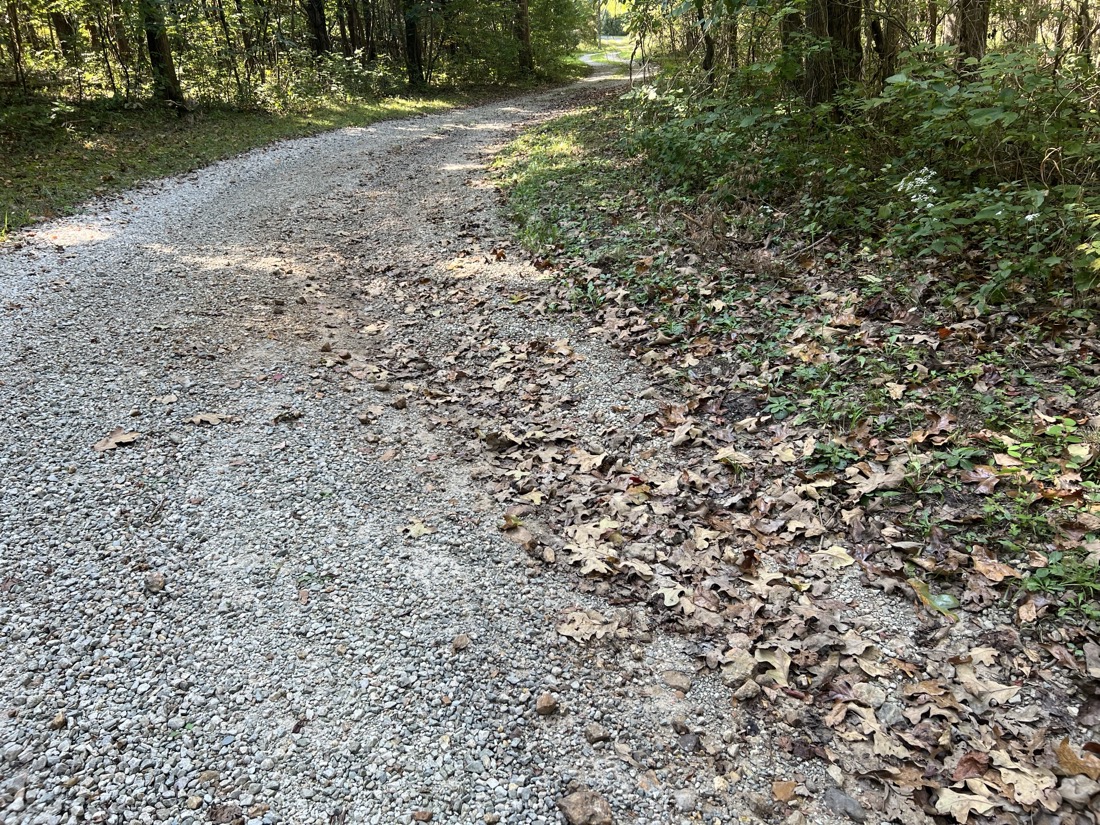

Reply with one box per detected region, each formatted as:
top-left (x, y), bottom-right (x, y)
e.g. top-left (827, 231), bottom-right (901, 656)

top-left (185, 412), bottom-right (240, 426)
top-left (934, 789), bottom-right (996, 823)
top-left (405, 519), bottom-right (435, 538)
top-left (970, 546), bottom-right (1022, 583)
top-left (812, 545), bottom-right (855, 569)
top-left (847, 457), bottom-right (906, 498)
top-left (951, 751), bottom-right (991, 782)
top-left (960, 465), bottom-right (999, 494)
top-left (556, 609), bottom-right (618, 642)
top-left (714, 446), bottom-right (754, 468)
top-left (93, 427), bottom-right (140, 452)
top-left (754, 645), bottom-right (792, 688)
top-left (1056, 737), bottom-right (1100, 780)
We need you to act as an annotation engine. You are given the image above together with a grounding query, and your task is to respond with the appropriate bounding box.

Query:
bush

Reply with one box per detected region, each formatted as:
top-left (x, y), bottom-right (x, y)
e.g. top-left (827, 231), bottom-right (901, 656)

top-left (626, 45), bottom-right (1100, 302)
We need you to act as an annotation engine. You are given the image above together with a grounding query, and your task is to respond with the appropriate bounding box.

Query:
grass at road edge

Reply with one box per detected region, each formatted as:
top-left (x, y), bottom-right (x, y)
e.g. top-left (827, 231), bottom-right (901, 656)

top-left (1, 63), bottom-right (589, 241)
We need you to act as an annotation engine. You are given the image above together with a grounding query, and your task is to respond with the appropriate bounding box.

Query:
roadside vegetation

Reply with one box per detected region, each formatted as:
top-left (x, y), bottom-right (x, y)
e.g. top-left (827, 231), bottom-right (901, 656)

top-left (498, 97), bottom-right (1100, 633)
top-left (495, 2), bottom-right (1100, 818)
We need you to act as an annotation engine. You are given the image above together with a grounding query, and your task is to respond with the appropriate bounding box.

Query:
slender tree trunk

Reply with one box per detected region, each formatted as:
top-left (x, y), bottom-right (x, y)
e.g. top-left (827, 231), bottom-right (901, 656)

top-left (361, 0), bottom-right (376, 61)
top-left (336, 3), bottom-right (350, 56)
top-left (213, 0), bottom-right (244, 99)
top-left (401, 0), bottom-right (424, 87)
top-left (303, 0), bottom-right (330, 55)
top-left (804, 0), bottom-right (862, 104)
top-left (882, 1), bottom-right (906, 79)
top-left (93, 9), bottom-right (119, 95)
top-left (233, 0), bottom-right (256, 82)
top-left (5, 0), bottom-right (27, 94)
top-left (1075, 0), bottom-right (1093, 62)
top-left (927, 0), bottom-right (937, 44)
top-left (140, 0), bottom-right (184, 104)
top-left (725, 17), bottom-right (739, 69)
top-left (49, 12), bottom-right (80, 62)
top-left (514, 0), bottom-right (534, 74)
top-left (779, 7), bottom-right (803, 88)
top-left (696, 0), bottom-right (715, 86)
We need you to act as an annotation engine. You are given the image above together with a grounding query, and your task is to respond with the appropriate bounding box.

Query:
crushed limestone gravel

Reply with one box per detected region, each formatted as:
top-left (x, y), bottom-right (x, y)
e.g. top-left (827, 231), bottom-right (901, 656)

top-left (0, 73), bottom-right (863, 825)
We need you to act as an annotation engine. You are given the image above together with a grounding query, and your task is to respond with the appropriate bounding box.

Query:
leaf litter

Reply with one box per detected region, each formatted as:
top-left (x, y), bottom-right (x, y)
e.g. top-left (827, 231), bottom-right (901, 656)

top-left (480, 100), bottom-right (1100, 822)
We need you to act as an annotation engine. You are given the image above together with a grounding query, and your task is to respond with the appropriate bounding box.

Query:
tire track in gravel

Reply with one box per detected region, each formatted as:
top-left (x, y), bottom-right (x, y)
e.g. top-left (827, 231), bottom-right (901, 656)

top-left (0, 74), bottom-right (859, 825)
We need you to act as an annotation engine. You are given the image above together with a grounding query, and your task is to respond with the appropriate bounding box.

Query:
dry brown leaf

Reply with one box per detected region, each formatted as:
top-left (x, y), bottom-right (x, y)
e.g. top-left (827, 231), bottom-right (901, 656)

top-left (556, 609), bottom-right (618, 642)
top-left (754, 646), bottom-right (791, 687)
top-left (405, 519), bottom-right (435, 538)
top-left (847, 458), bottom-right (906, 497)
top-left (970, 546), bottom-right (1021, 582)
top-left (93, 427), bottom-right (140, 452)
top-left (934, 789), bottom-right (996, 822)
top-left (1056, 738), bottom-right (1100, 780)
top-left (812, 545), bottom-right (855, 569)
top-left (960, 465), bottom-right (999, 494)
top-left (771, 780), bottom-right (797, 802)
top-left (186, 412), bottom-right (239, 426)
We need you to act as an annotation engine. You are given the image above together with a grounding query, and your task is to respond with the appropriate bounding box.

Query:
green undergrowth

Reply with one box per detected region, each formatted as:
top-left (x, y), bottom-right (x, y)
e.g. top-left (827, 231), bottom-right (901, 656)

top-left (496, 98), bottom-right (1100, 633)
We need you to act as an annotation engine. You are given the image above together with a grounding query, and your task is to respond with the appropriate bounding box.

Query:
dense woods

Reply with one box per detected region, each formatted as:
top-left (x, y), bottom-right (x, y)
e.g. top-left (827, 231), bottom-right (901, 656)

top-left (611, 0), bottom-right (1099, 296)
top-left (0, 0), bottom-right (584, 105)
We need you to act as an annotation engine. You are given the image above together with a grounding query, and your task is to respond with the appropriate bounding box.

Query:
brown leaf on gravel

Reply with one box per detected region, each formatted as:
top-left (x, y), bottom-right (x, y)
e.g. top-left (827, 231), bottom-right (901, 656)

top-left (186, 412), bottom-right (240, 426)
top-left (772, 780), bottom-right (798, 802)
top-left (557, 609), bottom-right (618, 642)
top-left (93, 427), bottom-right (140, 452)
top-left (1056, 738), bottom-right (1100, 780)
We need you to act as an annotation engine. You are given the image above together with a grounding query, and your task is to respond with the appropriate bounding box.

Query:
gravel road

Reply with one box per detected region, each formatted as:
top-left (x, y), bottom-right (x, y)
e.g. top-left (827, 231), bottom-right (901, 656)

top-left (0, 75), bottom-right (863, 825)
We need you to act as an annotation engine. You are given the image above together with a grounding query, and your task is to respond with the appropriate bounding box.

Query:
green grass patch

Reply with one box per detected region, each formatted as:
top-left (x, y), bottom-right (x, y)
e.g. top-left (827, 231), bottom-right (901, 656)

top-left (0, 96), bottom-right (454, 237)
top-left (1, 60), bottom-right (590, 239)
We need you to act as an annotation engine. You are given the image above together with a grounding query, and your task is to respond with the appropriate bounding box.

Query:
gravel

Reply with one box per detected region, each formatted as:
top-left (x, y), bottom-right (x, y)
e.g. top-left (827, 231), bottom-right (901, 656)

top-left (0, 71), bottom-right (861, 824)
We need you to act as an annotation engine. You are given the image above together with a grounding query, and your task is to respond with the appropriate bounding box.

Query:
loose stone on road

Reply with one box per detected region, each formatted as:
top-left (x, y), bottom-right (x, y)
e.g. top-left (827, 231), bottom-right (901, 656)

top-left (0, 74), bottom-right (858, 825)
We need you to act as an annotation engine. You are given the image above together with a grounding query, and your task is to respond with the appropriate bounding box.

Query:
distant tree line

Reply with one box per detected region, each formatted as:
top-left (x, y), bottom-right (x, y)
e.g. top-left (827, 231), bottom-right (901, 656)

top-left (0, 0), bottom-right (585, 105)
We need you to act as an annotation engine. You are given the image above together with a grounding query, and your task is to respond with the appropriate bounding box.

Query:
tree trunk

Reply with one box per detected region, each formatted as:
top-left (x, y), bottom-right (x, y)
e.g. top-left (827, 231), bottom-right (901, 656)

top-left (303, 0), bottom-right (330, 55)
top-left (1075, 0), bottom-right (1093, 62)
top-left (4, 0), bottom-right (26, 94)
top-left (927, 0), bottom-right (937, 44)
top-left (514, 0), bottom-right (534, 74)
top-left (49, 11), bottom-right (80, 62)
top-left (779, 7), bottom-right (803, 88)
top-left (212, 0), bottom-right (244, 99)
top-left (234, 0), bottom-right (257, 81)
top-left (954, 0), bottom-right (990, 65)
top-left (803, 0), bottom-right (862, 104)
top-left (336, 3), bottom-right (350, 56)
top-left (140, 0), bottom-right (184, 104)
top-left (695, 0), bottom-right (715, 85)
top-left (361, 0), bottom-right (376, 61)
top-left (401, 0), bottom-right (424, 87)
